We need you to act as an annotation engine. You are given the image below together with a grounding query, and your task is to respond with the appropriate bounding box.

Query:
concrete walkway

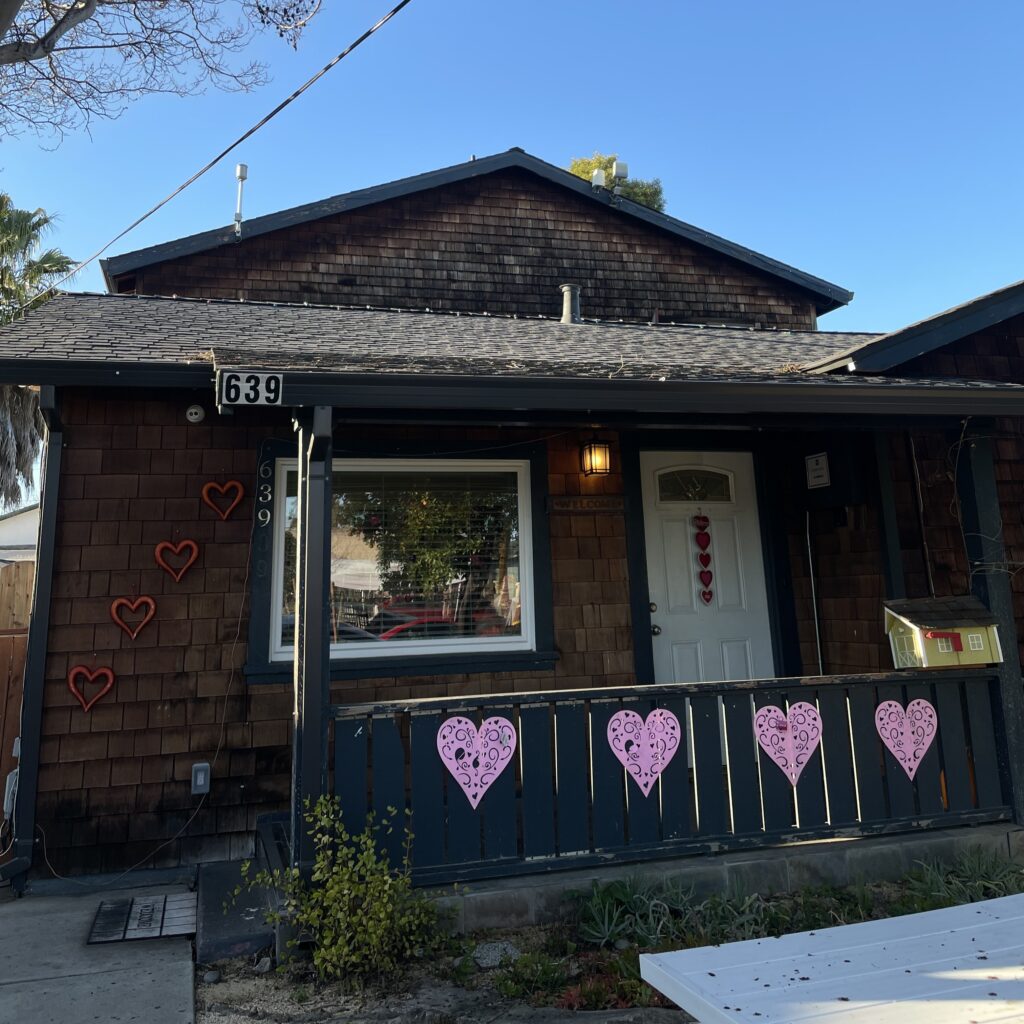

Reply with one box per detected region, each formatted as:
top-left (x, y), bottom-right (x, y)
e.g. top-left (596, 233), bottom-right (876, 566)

top-left (0, 883), bottom-right (194, 1024)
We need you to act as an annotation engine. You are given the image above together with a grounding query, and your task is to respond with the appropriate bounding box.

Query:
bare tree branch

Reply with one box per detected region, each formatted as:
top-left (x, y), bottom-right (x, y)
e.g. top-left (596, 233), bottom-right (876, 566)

top-left (0, 0), bottom-right (322, 138)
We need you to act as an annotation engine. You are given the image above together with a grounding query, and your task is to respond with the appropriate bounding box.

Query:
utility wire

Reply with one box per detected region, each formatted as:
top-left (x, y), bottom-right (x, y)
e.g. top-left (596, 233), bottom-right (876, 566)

top-left (17, 0), bottom-right (416, 311)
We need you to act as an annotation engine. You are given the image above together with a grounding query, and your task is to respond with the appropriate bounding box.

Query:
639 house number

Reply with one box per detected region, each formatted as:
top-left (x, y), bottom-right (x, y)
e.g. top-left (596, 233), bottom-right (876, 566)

top-left (218, 371), bottom-right (283, 406)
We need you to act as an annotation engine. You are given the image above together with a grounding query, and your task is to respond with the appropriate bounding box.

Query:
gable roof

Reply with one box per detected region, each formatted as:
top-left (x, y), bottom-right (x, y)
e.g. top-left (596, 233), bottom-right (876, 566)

top-left (5, 292), bottom-right (1024, 417)
top-left (884, 596), bottom-right (998, 630)
top-left (99, 149), bottom-right (854, 315)
top-left (802, 278), bottom-right (1024, 374)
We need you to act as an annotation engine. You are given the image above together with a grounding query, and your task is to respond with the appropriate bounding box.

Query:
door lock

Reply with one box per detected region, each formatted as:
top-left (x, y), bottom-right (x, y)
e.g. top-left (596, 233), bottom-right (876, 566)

top-left (649, 602), bottom-right (657, 613)
top-left (651, 625), bottom-right (662, 636)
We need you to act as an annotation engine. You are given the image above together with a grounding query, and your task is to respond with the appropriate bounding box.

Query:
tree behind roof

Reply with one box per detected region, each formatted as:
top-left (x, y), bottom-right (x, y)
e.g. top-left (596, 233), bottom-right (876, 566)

top-left (0, 194), bottom-right (74, 509)
top-left (568, 153), bottom-right (666, 212)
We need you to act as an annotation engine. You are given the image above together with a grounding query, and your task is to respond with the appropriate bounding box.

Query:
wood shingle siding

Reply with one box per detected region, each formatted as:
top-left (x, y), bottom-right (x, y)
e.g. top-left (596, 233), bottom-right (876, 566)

top-left (124, 170), bottom-right (820, 329)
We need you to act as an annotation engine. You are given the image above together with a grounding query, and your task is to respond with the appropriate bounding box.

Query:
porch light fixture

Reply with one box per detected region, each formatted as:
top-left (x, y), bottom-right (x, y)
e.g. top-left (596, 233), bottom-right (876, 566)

top-left (581, 439), bottom-right (611, 476)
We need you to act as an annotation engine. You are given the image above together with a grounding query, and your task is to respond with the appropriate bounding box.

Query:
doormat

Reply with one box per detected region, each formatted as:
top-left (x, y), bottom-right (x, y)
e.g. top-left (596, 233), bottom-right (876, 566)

top-left (88, 892), bottom-right (198, 943)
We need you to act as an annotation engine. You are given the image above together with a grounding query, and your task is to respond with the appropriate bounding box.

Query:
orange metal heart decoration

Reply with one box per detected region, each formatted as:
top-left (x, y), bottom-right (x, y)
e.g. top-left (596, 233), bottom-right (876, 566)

top-left (67, 666), bottom-right (115, 713)
top-left (201, 480), bottom-right (245, 521)
top-left (154, 539), bottom-right (199, 582)
top-left (110, 596), bottom-right (157, 639)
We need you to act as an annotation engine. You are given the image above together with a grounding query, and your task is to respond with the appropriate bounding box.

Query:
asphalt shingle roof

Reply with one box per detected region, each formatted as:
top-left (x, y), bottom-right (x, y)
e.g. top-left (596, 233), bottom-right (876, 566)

top-left (0, 292), bottom-right (874, 383)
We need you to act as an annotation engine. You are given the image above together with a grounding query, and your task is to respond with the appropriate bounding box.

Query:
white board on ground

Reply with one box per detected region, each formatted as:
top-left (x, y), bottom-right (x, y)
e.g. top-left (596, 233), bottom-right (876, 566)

top-left (639, 893), bottom-right (1024, 1023)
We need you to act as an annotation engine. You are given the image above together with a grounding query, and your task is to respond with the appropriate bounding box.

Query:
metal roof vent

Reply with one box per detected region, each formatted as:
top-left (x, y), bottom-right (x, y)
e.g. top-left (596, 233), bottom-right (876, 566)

top-left (560, 283), bottom-right (581, 325)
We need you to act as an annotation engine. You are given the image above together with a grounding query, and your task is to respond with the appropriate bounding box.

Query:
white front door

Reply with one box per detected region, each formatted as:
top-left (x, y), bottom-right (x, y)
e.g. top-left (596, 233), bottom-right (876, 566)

top-left (641, 451), bottom-right (775, 684)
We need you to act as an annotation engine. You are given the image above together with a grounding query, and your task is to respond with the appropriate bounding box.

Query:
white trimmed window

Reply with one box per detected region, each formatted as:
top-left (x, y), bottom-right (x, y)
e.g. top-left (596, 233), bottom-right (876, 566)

top-left (936, 636), bottom-right (954, 653)
top-left (270, 458), bottom-right (535, 661)
top-left (968, 633), bottom-right (985, 651)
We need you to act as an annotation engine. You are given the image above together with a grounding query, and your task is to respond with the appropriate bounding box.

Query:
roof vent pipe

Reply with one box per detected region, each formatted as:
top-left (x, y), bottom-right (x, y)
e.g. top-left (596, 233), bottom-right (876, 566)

top-left (560, 283), bottom-right (582, 324)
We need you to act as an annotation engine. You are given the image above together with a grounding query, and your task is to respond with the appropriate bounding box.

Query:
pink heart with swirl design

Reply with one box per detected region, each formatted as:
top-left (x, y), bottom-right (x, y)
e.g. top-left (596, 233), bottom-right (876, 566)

top-left (607, 708), bottom-right (681, 797)
top-left (875, 699), bottom-right (938, 780)
top-left (754, 702), bottom-right (822, 786)
top-left (436, 715), bottom-right (517, 808)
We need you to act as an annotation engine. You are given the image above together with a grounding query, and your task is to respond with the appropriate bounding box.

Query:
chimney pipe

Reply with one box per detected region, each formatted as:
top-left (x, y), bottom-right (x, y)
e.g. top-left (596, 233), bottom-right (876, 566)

top-left (560, 283), bottom-right (581, 324)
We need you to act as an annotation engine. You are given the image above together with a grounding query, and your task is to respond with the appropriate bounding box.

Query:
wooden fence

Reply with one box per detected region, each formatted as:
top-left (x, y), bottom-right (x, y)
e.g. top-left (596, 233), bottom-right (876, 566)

top-left (332, 668), bottom-right (1010, 884)
top-left (0, 561), bottom-right (33, 631)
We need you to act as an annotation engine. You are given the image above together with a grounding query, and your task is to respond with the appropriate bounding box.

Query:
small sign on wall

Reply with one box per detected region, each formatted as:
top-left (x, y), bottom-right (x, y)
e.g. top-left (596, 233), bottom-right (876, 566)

top-left (805, 452), bottom-right (830, 490)
top-left (547, 496), bottom-right (625, 514)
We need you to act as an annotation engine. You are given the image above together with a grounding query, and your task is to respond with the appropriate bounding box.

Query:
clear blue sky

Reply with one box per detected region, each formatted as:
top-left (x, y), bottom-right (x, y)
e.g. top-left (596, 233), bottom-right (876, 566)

top-left (4, 0), bottom-right (1023, 333)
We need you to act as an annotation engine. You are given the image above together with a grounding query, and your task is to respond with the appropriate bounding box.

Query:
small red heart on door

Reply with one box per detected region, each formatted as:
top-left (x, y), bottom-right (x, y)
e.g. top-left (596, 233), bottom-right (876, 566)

top-left (201, 480), bottom-right (245, 521)
top-left (699, 570), bottom-right (713, 587)
top-left (67, 666), bottom-right (115, 713)
top-left (700, 590), bottom-right (714, 605)
top-left (695, 531), bottom-right (711, 551)
top-left (698, 552), bottom-right (711, 568)
top-left (154, 539), bottom-right (199, 582)
top-left (693, 515), bottom-right (710, 530)
top-left (110, 595), bottom-right (156, 639)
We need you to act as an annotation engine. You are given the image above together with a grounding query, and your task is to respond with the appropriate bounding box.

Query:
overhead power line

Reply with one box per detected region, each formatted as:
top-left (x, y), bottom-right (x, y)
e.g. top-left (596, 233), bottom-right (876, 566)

top-left (20, 0), bottom-right (416, 309)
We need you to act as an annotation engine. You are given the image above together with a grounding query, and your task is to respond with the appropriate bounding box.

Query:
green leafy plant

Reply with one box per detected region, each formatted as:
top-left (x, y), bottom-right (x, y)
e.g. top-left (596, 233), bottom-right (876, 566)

top-left (902, 847), bottom-right (1024, 911)
top-left (239, 795), bottom-right (439, 984)
top-left (494, 952), bottom-right (570, 1000)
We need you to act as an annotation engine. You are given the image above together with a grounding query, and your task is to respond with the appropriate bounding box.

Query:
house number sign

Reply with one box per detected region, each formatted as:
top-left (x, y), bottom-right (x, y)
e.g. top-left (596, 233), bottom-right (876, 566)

top-left (218, 370), bottom-right (283, 406)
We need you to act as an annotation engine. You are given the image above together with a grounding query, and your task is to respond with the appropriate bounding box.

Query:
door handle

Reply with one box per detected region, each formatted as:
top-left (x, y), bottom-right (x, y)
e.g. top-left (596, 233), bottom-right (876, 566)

top-left (651, 625), bottom-right (662, 636)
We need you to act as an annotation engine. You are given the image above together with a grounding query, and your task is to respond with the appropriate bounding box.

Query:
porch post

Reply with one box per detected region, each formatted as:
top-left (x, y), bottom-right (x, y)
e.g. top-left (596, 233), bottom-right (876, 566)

top-left (291, 405), bottom-right (333, 872)
top-left (873, 431), bottom-right (905, 599)
top-left (955, 427), bottom-right (1024, 822)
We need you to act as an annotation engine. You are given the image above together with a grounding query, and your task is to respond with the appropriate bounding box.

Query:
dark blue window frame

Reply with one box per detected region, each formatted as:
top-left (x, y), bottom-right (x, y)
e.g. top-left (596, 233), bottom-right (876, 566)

top-left (244, 437), bottom-right (557, 682)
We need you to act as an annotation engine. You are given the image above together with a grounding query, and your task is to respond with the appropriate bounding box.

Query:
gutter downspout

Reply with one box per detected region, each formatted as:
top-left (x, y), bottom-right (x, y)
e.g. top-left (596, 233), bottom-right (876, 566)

top-left (1, 385), bottom-right (61, 890)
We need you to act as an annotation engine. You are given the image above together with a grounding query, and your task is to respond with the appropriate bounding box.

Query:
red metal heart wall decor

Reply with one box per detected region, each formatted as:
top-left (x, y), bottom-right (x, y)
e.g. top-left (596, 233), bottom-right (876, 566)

top-left (154, 539), bottom-right (199, 582)
top-left (67, 665), bottom-right (116, 713)
top-left (693, 514), bottom-right (713, 604)
top-left (201, 480), bottom-right (245, 521)
top-left (110, 596), bottom-right (157, 640)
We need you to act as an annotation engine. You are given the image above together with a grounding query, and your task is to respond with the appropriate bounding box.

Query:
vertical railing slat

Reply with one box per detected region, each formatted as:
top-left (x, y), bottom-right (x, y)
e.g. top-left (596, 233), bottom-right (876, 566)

top-left (589, 698), bottom-right (626, 851)
top-left (335, 712), bottom-right (370, 835)
top-left (905, 682), bottom-right (944, 816)
top-left (964, 677), bottom-right (1004, 809)
top-left (790, 690), bottom-right (828, 830)
top-left (481, 705), bottom-right (519, 862)
top-left (554, 701), bottom-right (591, 855)
top-left (371, 714), bottom-right (408, 869)
top-left (816, 688), bottom-right (858, 826)
top-left (691, 694), bottom-right (728, 837)
top-left (758, 689), bottom-right (795, 834)
top-left (848, 684), bottom-right (887, 822)
top-left (620, 698), bottom-right (661, 848)
top-left (519, 703), bottom-right (556, 859)
top-left (445, 704), bottom-right (484, 865)
top-left (409, 711), bottom-right (444, 869)
top-left (877, 683), bottom-right (916, 819)
top-left (659, 695), bottom-right (694, 841)
top-left (934, 680), bottom-right (973, 812)
top-left (722, 692), bottom-right (762, 835)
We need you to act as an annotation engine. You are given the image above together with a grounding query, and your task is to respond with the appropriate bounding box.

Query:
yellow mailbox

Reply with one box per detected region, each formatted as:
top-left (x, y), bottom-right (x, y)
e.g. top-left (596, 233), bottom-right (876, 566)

top-left (885, 596), bottom-right (1003, 670)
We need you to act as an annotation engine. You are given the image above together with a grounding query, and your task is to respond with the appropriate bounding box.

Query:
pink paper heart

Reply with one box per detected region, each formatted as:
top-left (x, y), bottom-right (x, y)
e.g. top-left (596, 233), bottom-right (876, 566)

top-left (755, 702), bottom-right (822, 786)
top-left (698, 552), bottom-right (711, 568)
top-left (874, 699), bottom-right (938, 781)
top-left (700, 589), bottom-right (714, 605)
top-left (437, 715), bottom-right (517, 808)
top-left (607, 709), bottom-right (681, 797)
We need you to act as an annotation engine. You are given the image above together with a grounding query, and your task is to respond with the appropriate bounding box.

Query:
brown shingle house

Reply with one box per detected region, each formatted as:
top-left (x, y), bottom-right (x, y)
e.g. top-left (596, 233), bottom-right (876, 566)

top-left (2, 149), bottom-right (1024, 889)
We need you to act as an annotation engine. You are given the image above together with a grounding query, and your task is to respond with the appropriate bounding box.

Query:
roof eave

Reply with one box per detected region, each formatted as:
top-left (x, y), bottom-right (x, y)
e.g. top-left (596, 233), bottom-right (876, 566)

top-left (803, 279), bottom-right (1024, 374)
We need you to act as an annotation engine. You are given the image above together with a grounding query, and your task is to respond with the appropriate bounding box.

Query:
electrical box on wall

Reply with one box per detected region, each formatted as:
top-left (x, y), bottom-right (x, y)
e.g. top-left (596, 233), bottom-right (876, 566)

top-left (795, 436), bottom-right (866, 510)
